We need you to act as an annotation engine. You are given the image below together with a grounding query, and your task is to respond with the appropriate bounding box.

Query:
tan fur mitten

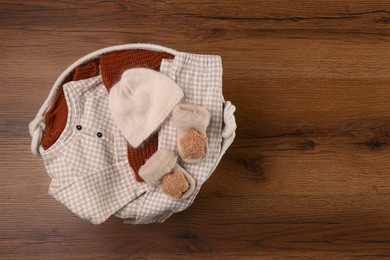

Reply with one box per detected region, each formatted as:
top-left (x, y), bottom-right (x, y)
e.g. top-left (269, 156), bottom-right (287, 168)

top-left (172, 104), bottom-right (211, 164)
top-left (139, 149), bottom-right (196, 200)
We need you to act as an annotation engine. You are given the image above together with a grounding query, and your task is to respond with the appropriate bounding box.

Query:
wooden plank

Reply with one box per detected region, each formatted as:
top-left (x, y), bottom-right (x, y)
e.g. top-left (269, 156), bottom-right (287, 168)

top-left (0, 1), bottom-right (389, 31)
top-left (1, 0), bottom-right (390, 258)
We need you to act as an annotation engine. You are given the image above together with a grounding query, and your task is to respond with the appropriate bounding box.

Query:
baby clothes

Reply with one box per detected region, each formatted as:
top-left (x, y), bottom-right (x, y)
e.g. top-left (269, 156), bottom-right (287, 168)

top-left (115, 52), bottom-right (224, 224)
top-left (30, 44), bottom-right (237, 225)
top-left (41, 76), bottom-right (148, 224)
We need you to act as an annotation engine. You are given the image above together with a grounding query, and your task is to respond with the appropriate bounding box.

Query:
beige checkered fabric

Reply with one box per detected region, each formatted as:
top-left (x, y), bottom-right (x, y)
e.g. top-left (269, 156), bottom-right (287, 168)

top-left (42, 76), bottom-right (148, 224)
top-left (115, 52), bottom-right (224, 224)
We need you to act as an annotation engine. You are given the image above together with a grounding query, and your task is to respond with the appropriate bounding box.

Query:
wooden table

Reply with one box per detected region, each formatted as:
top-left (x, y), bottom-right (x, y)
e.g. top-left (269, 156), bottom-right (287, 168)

top-left (1, 1), bottom-right (390, 258)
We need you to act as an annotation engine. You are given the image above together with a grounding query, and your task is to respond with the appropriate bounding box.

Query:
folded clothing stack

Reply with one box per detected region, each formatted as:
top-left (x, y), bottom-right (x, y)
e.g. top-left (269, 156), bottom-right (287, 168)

top-left (29, 44), bottom-right (236, 224)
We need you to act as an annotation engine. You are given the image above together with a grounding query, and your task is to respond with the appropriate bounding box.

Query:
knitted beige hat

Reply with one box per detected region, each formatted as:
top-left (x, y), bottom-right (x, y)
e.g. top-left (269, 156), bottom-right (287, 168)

top-left (109, 68), bottom-right (184, 147)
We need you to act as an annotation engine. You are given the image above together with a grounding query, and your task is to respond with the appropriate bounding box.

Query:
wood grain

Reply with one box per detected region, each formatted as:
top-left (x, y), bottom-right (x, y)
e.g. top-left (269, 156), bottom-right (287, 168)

top-left (1, 1), bottom-right (390, 259)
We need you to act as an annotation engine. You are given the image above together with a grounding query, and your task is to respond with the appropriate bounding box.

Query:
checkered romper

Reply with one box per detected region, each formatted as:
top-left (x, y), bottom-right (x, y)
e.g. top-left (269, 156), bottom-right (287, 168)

top-left (115, 52), bottom-right (224, 224)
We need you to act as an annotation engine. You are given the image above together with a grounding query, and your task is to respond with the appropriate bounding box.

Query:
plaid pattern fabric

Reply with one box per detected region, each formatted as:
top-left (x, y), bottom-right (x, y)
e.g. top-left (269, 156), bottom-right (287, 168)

top-left (116, 52), bottom-right (223, 224)
top-left (42, 76), bottom-right (148, 224)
